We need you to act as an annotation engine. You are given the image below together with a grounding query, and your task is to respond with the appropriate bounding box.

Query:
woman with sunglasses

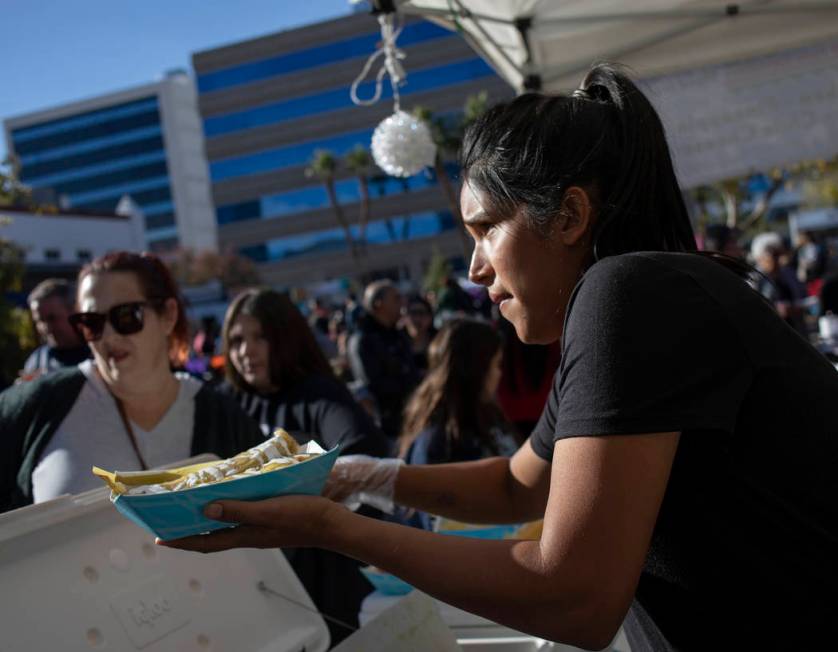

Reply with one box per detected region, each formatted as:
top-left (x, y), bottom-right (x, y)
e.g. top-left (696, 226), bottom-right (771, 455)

top-left (0, 251), bottom-right (264, 512)
top-left (161, 64), bottom-right (838, 650)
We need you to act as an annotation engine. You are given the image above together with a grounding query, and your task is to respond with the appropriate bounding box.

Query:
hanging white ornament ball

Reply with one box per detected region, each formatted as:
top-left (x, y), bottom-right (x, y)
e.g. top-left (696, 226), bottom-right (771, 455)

top-left (371, 110), bottom-right (437, 178)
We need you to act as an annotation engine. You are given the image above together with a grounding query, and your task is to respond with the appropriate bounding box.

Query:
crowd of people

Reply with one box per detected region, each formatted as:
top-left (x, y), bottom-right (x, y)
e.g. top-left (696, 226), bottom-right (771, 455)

top-left (157, 64), bottom-right (836, 650)
top-left (703, 223), bottom-right (838, 338)
top-left (0, 251), bottom-right (560, 643)
top-left (2, 62), bottom-right (837, 650)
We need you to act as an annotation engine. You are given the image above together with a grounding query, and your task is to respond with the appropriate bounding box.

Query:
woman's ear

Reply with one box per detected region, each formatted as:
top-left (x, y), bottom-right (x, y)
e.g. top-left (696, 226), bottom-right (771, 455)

top-left (557, 186), bottom-right (595, 246)
top-left (162, 298), bottom-right (178, 336)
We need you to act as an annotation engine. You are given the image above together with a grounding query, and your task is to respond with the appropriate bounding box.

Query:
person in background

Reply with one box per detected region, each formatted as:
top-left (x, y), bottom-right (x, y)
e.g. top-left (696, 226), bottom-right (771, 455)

top-left (751, 231), bottom-right (808, 334)
top-left (185, 315), bottom-right (224, 383)
top-left (193, 315), bottom-right (220, 359)
top-left (221, 287), bottom-right (389, 457)
top-left (307, 296), bottom-right (330, 337)
top-left (434, 275), bottom-right (475, 326)
top-left (820, 270), bottom-right (838, 316)
top-left (401, 294), bottom-right (437, 374)
top-left (343, 292), bottom-right (364, 334)
top-left (220, 287), bottom-right (390, 644)
top-left (327, 310), bottom-right (350, 378)
top-left (398, 319), bottom-right (516, 529)
top-left (0, 251), bottom-right (263, 513)
top-left (701, 224), bottom-right (745, 260)
top-left (20, 279), bottom-right (90, 379)
top-left (348, 280), bottom-right (420, 438)
top-left (793, 230), bottom-right (828, 292)
top-left (305, 296), bottom-right (337, 359)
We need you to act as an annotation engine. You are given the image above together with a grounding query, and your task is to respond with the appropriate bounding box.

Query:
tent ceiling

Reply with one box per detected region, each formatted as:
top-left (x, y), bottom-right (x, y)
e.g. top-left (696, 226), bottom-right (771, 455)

top-left (392, 1), bottom-right (838, 187)
top-left (396, 1), bottom-right (838, 93)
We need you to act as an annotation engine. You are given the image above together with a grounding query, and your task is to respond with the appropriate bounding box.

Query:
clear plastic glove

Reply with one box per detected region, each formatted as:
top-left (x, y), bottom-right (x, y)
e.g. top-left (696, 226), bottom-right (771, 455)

top-left (323, 455), bottom-right (404, 514)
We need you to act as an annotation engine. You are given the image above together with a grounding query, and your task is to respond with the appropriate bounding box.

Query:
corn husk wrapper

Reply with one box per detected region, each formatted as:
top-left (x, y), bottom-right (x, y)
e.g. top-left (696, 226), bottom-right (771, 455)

top-left (90, 430), bottom-right (338, 541)
top-left (93, 430), bottom-right (305, 495)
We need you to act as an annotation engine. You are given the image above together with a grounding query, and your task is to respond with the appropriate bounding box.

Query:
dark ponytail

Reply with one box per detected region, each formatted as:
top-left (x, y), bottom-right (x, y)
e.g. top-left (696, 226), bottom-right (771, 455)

top-left (577, 64), bottom-right (696, 260)
top-left (461, 63), bottom-right (752, 278)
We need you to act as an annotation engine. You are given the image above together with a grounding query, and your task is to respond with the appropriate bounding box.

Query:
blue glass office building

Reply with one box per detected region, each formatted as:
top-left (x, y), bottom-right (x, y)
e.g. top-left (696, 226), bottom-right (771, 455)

top-left (4, 74), bottom-right (218, 253)
top-left (193, 12), bottom-right (511, 286)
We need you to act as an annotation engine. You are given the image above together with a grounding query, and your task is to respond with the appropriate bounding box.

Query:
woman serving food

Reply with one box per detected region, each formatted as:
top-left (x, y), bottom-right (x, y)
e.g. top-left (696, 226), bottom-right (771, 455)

top-left (161, 64), bottom-right (838, 650)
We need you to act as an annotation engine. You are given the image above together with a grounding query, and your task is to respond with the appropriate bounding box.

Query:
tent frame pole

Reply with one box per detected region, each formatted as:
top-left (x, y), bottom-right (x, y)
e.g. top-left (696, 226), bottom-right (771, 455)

top-left (394, 2), bottom-right (516, 26)
top-left (395, 0), bottom-right (528, 82)
top-left (537, 1), bottom-right (838, 25)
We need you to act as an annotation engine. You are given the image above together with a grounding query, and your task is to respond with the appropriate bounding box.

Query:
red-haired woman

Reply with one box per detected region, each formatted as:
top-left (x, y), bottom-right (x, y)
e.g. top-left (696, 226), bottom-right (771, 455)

top-left (0, 251), bottom-right (263, 512)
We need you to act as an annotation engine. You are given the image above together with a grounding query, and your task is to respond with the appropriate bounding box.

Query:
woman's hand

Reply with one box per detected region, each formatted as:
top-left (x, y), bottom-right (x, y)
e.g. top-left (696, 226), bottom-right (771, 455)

top-left (323, 455), bottom-right (403, 513)
top-left (156, 494), bottom-right (337, 553)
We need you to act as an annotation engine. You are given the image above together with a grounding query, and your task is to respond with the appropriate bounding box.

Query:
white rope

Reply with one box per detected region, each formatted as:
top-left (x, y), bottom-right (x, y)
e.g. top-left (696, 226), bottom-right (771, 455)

top-left (350, 14), bottom-right (406, 112)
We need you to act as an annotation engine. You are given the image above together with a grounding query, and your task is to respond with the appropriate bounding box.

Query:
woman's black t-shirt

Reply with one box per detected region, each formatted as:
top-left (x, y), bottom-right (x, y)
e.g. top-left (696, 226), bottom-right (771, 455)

top-left (530, 252), bottom-right (838, 651)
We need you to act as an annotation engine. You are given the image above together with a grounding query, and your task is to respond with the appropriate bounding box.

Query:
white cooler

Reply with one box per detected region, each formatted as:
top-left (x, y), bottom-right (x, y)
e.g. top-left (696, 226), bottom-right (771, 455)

top-left (0, 486), bottom-right (330, 652)
top-left (0, 483), bottom-right (631, 652)
top-left (360, 592), bottom-right (632, 652)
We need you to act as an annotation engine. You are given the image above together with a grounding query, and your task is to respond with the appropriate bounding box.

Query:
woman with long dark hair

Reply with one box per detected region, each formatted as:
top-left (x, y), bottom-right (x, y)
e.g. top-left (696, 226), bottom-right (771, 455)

top-left (399, 318), bottom-right (514, 464)
top-left (220, 288), bottom-right (389, 644)
top-left (0, 251), bottom-right (263, 511)
top-left (221, 288), bottom-right (389, 457)
top-left (163, 65), bottom-right (838, 650)
top-left (397, 319), bottom-right (515, 531)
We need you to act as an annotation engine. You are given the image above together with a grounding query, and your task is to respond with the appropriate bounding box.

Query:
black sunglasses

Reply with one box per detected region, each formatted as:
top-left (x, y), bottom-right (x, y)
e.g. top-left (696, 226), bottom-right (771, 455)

top-left (69, 301), bottom-right (159, 342)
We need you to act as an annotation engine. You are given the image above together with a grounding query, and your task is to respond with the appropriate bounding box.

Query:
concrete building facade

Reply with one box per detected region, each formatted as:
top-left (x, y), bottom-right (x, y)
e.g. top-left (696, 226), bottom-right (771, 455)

top-left (4, 73), bottom-right (217, 253)
top-left (0, 203), bottom-right (146, 292)
top-left (192, 13), bottom-right (512, 288)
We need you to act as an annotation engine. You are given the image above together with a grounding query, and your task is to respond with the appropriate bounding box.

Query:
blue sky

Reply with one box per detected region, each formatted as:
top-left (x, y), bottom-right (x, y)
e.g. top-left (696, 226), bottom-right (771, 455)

top-left (1, 0), bottom-right (356, 161)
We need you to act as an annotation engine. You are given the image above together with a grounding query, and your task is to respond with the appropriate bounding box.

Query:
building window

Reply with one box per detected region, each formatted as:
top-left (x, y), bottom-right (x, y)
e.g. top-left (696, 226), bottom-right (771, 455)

top-left (77, 249), bottom-right (92, 263)
top-left (242, 211), bottom-right (454, 263)
top-left (14, 110), bottom-right (161, 159)
top-left (216, 163), bottom-right (461, 227)
top-left (20, 134), bottom-right (165, 180)
top-left (202, 58), bottom-right (493, 139)
top-left (47, 160), bottom-right (169, 197)
top-left (148, 237), bottom-right (179, 253)
top-left (196, 21), bottom-right (451, 93)
top-left (44, 248), bottom-right (61, 261)
top-left (145, 212), bottom-right (176, 230)
top-left (12, 96), bottom-right (158, 143)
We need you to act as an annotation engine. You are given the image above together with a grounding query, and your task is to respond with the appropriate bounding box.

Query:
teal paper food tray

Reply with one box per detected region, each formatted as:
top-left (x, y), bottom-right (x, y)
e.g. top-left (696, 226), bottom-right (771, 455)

top-left (111, 445), bottom-right (339, 541)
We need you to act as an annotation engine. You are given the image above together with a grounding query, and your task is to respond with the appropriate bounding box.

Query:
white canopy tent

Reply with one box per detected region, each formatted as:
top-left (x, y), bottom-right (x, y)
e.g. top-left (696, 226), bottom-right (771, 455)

top-left (393, 0), bottom-right (838, 187)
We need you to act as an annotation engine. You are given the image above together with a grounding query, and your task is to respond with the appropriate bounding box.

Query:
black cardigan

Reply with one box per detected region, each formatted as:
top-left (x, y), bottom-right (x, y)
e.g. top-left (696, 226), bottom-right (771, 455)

top-left (0, 367), bottom-right (264, 513)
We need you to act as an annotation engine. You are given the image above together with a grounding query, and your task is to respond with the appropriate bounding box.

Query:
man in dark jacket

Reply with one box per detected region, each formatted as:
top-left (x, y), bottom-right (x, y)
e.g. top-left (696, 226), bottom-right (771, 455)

top-left (347, 280), bottom-right (420, 439)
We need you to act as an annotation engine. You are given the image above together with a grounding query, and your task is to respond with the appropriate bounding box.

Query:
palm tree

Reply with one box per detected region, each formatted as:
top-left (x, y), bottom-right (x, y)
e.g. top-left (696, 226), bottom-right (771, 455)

top-left (0, 156), bottom-right (34, 209)
top-left (369, 173), bottom-right (401, 243)
top-left (344, 145), bottom-right (374, 255)
top-left (462, 91), bottom-right (489, 131)
top-left (305, 149), bottom-right (361, 274)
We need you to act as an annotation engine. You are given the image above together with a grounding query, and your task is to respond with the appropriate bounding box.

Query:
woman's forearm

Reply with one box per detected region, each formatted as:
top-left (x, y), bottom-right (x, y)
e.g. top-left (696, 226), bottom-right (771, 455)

top-left (394, 456), bottom-right (548, 524)
top-left (323, 505), bottom-right (604, 648)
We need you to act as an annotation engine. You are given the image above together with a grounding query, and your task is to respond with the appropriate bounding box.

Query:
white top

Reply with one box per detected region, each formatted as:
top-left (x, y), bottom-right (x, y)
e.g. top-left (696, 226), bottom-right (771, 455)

top-left (32, 360), bottom-right (202, 503)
